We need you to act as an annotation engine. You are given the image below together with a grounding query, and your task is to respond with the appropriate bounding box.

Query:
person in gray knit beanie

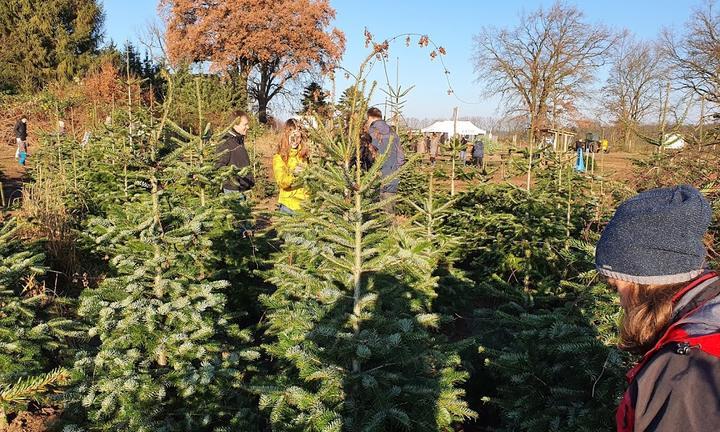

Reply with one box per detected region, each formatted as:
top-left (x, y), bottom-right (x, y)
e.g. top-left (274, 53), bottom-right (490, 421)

top-left (596, 184), bottom-right (712, 286)
top-left (600, 185), bottom-right (720, 432)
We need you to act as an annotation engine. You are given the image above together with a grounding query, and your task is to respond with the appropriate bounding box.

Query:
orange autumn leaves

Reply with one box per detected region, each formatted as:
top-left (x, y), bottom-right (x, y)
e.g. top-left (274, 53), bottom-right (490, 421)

top-left (160, 0), bottom-right (345, 77)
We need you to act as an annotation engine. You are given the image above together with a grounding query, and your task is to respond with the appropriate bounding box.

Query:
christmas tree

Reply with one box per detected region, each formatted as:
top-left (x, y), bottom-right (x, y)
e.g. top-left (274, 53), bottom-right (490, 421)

top-left (0, 219), bottom-right (78, 426)
top-left (440, 167), bottom-right (629, 431)
top-left (259, 79), bottom-right (474, 431)
top-left (69, 102), bottom-right (263, 431)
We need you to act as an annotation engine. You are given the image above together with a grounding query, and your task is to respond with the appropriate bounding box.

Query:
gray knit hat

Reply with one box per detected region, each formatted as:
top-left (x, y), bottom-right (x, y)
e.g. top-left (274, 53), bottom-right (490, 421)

top-left (595, 185), bottom-right (711, 285)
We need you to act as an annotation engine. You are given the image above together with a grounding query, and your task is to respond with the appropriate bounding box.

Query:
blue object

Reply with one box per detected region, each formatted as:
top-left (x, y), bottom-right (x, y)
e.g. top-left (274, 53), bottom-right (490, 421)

top-left (18, 151), bottom-right (27, 166)
top-left (574, 148), bottom-right (585, 172)
top-left (595, 185), bottom-right (711, 284)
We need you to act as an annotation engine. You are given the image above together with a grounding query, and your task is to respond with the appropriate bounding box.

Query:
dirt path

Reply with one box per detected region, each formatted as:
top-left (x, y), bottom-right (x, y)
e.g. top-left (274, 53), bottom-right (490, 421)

top-left (0, 101), bottom-right (42, 211)
top-left (0, 138), bottom-right (25, 209)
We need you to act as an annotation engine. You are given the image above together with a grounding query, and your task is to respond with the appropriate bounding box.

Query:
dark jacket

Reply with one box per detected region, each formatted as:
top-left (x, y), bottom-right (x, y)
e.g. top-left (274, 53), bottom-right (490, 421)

top-left (368, 120), bottom-right (404, 193)
top-left (216, 131), bottom-right (254, 192)
top-left (349, 142), bottom-right (375, 172)
top-left (472, 140), bottom-right (484, 158)
top-left (617, 272), bottom-right (720, 432)
top-left (14, 120), bottom-right (27, 140)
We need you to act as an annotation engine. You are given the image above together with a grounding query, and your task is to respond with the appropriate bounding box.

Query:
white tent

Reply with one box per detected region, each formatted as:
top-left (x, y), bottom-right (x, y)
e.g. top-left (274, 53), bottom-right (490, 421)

top-left (421, 120), bottom-right (486, 137)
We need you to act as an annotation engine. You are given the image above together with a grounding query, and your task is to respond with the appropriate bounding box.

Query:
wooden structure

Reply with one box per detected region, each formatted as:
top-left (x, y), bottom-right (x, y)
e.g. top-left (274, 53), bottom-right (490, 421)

top-left (540, 128), bottom-right (576, 152)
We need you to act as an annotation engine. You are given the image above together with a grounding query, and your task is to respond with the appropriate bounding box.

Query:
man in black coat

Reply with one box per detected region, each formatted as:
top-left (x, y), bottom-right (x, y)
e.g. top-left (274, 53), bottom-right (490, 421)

top-left (216, 111), bottom-right (255, 195)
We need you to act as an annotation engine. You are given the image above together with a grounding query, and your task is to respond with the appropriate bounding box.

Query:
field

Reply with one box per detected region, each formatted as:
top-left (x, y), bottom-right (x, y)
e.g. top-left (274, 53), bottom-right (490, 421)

top-left (1, 90), bottom-right (716, 432)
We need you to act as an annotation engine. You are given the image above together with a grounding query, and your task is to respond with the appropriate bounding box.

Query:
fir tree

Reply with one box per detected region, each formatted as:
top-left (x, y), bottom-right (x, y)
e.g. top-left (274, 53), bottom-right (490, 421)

top-left (68, 103), bottom-right (262, 431)
top-left (300, 82), bottom-right (329, 116)
top-left (0, 0), bottom-right (104, 92)
top-left (440, 166), bottom-right (629, 431)
top-left (336, 85), bottom-right (368, 131)
top-left (0, 219), bottom-right (79, 426)
top-left (259, 79), bottom-right (474, 431)
top-left (474, 242), bottom-right (629, 432)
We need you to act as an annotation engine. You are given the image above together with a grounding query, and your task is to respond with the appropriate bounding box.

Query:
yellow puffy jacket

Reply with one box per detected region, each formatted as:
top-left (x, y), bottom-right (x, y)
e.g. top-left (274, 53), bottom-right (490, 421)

top-left (273, 149), bottom-right (309, 211)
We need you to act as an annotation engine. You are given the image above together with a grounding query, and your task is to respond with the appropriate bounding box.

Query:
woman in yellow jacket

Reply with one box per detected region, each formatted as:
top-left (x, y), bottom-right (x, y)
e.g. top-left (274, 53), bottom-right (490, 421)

top-left (273, 119), bottom-right (309, 214)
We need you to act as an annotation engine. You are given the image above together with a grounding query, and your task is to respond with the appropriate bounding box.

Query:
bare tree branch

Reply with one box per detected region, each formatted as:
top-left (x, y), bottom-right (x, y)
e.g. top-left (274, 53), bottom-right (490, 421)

top-left (473, 1), bottom-right (617, 143)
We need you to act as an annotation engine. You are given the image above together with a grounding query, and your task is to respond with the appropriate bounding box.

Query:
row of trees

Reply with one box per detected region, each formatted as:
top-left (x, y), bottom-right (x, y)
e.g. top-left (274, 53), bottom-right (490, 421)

top-left (159, 0), bottom-right (345, 123)
top-left (0, 0), bottom-right (345, 124)
top-left (0, 0), bottom-right (104, 93)
top-left (474, 0), bottom-right (720, 150)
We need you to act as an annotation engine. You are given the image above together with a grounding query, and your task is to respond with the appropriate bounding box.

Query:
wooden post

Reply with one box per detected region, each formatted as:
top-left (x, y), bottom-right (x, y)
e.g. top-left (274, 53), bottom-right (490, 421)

top-left (700, 96), bottom-right (705, 150)
top-left (526, 127), bottom-right (534, 193)
top-left (195, 78), bottom-right (206, 207)
top-left (451, 107), bottom-right (458, 196)
top-left (70, 106), bottom-right (76, 139)
top-left (124, 46), bottom-right (133, 198)
top-left (659, 81), bottom-right (670, 154)
top-left (566, 155), bottom-right (572, 239)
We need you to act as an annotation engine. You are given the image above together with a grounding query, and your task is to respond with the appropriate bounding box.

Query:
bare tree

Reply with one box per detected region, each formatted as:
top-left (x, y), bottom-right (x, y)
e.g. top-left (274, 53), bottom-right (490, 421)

top-left (662, 2), bottom-right (720, 111)
top-left (603, 35), bottom-right (666, 151)
top-left (473, 1), bottom-right (616, 145)
top-left (474, 1), bottom-right (616, 191)
top-left (138, 19), bottom-right (169, 67)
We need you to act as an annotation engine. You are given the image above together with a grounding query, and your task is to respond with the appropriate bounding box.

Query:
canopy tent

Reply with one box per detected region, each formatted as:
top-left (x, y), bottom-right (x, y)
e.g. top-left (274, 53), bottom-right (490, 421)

top-left (421, 120), bottom-right (486, 137)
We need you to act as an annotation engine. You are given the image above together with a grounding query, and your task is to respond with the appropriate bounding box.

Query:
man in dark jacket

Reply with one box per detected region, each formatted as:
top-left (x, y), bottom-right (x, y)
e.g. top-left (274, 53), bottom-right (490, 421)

top-left (14, 115), bottom-right (28, 163)
top-left (216, 111), bottom-right (254, 195)
top-left (472, 138), bottom-right (484, 168)
top-left (366, 107), bottom-right (404, 211)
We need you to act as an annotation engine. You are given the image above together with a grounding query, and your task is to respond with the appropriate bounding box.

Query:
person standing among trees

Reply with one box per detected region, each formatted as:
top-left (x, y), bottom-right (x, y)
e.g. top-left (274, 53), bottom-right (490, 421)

top-left (463, 136), bottom-right (473, 164)
top-left (273, 119), bottom-right (309, 214)
top-left (429, 132), bottom-right (441, 165)
top-left (415, 131), bottom-right (427, 155)
top-left (366, 107), bottom-right (404, 212)
top-left (350, 132), bottom-right (376, 172)
top-left (595, 185), bottom-right (720, 431)
top-left (472, 137), bottom-right (484, 168)
top-left (14, 115), bottom-right (28, 166)
top-left (216, 111), bottom-right (254, 196)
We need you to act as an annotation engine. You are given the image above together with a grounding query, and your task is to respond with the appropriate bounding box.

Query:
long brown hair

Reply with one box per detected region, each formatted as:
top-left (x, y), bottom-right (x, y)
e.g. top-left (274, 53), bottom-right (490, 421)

top-left (619, 281), bottom-right (687, 354)
top-left (277, 118), bottom-right (309, 163)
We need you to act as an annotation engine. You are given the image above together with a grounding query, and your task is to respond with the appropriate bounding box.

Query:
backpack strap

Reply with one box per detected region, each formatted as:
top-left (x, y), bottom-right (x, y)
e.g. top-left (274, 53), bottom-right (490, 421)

top-left (671, 274), bottom-right (720, 321)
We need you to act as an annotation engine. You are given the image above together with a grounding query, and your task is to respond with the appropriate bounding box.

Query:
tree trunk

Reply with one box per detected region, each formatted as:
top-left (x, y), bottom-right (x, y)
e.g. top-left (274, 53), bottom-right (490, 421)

top-left (624, 126), bottom-right (632, 153)
top-left (256, 61), bottom-right (280, 124)
top-left (257, 96), bottom-right (269, 124)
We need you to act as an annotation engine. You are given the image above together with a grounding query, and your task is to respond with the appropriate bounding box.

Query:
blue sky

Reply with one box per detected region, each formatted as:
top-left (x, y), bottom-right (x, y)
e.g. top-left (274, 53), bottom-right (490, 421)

top-left (103, 0), bottom-right (694, 119)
